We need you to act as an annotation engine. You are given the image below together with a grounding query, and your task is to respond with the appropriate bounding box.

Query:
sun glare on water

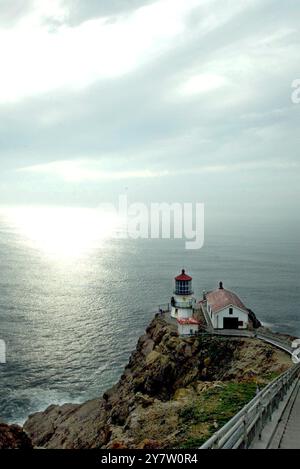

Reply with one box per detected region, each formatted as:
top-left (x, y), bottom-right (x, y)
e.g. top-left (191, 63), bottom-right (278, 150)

top-left (0, 207), bottom-right (119, 260)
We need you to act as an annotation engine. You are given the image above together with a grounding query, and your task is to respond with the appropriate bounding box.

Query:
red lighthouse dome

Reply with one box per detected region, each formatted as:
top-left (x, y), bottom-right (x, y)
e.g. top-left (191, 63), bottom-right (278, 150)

top-left (174, 269), bottom-right (193, 296)
top-left (175, 269), bottom-right (192, 282)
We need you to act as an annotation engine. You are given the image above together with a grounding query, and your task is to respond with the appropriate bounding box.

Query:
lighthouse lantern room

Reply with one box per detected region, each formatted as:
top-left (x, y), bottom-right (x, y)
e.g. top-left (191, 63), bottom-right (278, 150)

top-left (171, 269), bottom-right (195, 319)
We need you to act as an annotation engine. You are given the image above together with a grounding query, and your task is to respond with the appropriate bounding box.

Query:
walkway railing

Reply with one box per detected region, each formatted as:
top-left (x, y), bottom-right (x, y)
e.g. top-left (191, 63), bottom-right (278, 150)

top-left (256, 332), bottom-right (293, 355)
top-left (200, 303), bottom-right (213, 331)
top-left (200, 363), bottom-right (300, 449)
top-left (209, 328), bottom-right (294, 355)
top-left (158, 303), bottom-right (170, 313)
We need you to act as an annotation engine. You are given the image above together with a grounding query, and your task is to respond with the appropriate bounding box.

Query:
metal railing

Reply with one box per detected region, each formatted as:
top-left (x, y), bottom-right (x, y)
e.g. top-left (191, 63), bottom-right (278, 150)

top-left (200, 363), bottom-right (300, 449)
top-left (172, 300), bottom-right (195, 309)
top-left (200, 303), bottom-right (213, 331)
top-left (158, 303), bottom-right (170, 313)
top-left (209, 328), bottom-right (294, 355)
top-left (255, 332), bottom-right (293, 355)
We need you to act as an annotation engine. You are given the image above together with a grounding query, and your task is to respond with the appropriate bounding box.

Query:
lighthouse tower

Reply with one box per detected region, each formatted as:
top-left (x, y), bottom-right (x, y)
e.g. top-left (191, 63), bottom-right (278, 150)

top-left (171, 269), bottom-right (195, 319)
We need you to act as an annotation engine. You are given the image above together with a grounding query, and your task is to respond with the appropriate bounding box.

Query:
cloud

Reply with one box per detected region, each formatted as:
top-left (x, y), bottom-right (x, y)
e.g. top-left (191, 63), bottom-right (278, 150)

top-left (0, 0), bottom-right (33, 27)
top-left (177, 73), bottom-right (226, 97)
top-left (61, 0), bottom-right (157, 26)
top-left (0, 0), bottom-right (198, 103)
top-left (18, 157), bottom-right (300, 184)
top-left (0, 0), bottom-right (299, 219)
top-left (18, 160), bottom-right (169, 181)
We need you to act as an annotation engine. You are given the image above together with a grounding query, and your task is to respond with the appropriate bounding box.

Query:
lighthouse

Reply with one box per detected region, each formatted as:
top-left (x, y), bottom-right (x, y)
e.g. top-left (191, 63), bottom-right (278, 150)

top-left (171, 269), bottom-right (195, 320)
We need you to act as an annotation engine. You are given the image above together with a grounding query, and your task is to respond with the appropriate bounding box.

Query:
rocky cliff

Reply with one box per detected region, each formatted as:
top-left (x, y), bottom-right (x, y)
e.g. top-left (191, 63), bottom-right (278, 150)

top-left (23, 314), bottom-right (291, 449)
top-left (0, 423), bottom-right (33, 449)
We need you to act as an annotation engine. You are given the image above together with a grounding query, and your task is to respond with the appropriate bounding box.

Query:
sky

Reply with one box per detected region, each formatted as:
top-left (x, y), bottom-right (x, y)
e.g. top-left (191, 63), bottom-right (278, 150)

top-left (0, 0), bottom-right (299, 230)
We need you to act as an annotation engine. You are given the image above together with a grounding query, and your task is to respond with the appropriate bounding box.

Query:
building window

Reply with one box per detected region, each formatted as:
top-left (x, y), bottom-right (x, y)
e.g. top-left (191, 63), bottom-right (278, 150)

top-left (175, 280), bottom-right (192, 295)
top-left (229, 308), bottom-right (233, 315)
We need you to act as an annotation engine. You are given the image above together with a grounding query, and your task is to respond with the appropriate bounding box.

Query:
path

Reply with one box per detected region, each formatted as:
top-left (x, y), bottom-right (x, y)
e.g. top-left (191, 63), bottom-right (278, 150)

top-left (268, 377), bottom-right (300, 449)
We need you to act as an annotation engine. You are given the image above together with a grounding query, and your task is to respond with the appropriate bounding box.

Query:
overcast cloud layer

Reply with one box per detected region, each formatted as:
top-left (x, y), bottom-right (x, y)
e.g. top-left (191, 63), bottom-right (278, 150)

top-left (0, 0), bottom-right (299, 228)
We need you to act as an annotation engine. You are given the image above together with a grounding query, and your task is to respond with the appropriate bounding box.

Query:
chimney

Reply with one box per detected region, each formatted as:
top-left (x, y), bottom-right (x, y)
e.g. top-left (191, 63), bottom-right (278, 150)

top-left (219, 281), bottom-right (224, 290)
top-left (203, 290), bottom-right (207, 301)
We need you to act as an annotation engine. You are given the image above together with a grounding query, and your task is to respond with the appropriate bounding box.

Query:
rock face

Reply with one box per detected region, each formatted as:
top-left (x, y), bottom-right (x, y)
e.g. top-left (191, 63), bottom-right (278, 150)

top-left (24, 314), bottom-right (291, 449)
top-left (247, 309), bottom-right (262, 329)
top-left (0, 423), bottom-right (33, 449)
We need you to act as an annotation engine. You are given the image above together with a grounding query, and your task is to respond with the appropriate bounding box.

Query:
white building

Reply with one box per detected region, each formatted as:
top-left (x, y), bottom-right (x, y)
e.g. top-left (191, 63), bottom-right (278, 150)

top-left (177, 318), bottom-right (200, 336)
top-left (170, 269), bottom-right (200, 335)
top-left (204, 282), bottom-right (250, 330)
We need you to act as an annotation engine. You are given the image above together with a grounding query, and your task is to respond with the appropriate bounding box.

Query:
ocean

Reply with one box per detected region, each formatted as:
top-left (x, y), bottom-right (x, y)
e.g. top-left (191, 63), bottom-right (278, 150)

top-left (0, 207), bottom-right (299, 424)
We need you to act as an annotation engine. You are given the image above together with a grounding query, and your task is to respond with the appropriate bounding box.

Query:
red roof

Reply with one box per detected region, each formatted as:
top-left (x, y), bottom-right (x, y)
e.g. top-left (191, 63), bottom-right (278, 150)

top-left (206, 285), bottom-right (248, 314)
top-left (177, 318), bottom-right (200, 325)
top-left (175, 269), bottom-right (192, 281)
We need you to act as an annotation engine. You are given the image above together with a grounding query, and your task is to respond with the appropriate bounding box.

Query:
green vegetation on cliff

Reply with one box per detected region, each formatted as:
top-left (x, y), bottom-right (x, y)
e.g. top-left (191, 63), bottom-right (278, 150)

top-left (179, 381), bottom-right (257, 448)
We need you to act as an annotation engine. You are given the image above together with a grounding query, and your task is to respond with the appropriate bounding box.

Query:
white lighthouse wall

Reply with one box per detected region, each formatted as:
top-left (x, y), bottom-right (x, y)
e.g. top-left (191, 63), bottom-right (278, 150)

top-left (171, 307), bottom-right (193, 319)
top-left (210, 306), bottom-right (249, 329)
top-left (171, 294), bottom-right (195, 319)
top-left (178, 323), bottom-right (199, 336)
top-left (174, 294), bottom-right (195, 307)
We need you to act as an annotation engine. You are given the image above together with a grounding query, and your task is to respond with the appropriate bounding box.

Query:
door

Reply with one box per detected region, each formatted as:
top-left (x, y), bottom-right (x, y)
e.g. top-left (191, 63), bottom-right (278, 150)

top-left (223, 317), bottom-right (239, 329)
